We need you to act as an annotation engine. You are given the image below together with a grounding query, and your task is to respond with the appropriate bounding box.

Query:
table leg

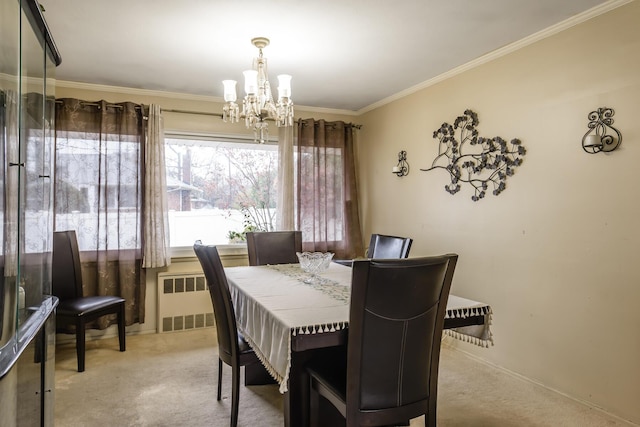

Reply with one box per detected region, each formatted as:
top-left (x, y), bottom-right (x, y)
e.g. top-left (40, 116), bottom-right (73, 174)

top-left (244, 362), bottom-right (277, 386)
top-left (284, 345), bottom-right (348, 427)
top-left (284, 349), bottom-right (313, 427)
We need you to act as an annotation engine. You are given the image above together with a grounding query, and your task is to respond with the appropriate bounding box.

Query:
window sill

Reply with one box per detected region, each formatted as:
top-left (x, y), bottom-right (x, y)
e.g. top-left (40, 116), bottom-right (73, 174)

top-left (170, 243), bottom-right (248, 260)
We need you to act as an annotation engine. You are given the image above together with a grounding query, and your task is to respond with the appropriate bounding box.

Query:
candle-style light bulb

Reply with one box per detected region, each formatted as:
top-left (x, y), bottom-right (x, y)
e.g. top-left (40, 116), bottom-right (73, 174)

top-left (277, 74), bottom-right (292, 100)
top-left (243, 70), bottom-right (258, 95)
top-left (222, 80), bottom-right (237, 102)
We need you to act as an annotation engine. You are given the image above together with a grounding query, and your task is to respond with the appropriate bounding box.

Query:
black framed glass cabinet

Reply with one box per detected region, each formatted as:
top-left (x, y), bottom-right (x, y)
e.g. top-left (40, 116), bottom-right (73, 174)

top-left (0, 0), bottom-right (61, 425)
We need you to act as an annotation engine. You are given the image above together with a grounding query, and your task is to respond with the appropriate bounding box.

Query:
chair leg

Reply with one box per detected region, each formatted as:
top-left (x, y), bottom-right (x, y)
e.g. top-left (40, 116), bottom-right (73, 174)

top-left (231, 363), bottom-right (240, 427)
top-left (427, 398), bottom-right (437, 427)
top-left (217, 358), bottom-right (223, 401)
top-left (309, 382), bottom-right (319, 427)
top-left (117, 302), bottom-right (126, 352)
top-left (76, 318), bottom-right (86, 372)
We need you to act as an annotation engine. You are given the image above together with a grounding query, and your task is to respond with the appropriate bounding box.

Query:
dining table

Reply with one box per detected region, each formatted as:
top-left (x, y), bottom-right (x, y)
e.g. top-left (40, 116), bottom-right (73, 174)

top-left (224, 261), bottom-right (493, 427)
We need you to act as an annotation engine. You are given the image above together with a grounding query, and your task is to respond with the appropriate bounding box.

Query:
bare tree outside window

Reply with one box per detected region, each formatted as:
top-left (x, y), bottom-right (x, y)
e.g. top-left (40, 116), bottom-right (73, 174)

top-left (164, 136), bottom-right (278, 246)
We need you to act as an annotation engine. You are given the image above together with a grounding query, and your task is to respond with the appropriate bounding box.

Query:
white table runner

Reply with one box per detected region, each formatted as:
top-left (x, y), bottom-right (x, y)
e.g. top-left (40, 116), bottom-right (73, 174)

top-left (225, 263), bottom-right (492, 393)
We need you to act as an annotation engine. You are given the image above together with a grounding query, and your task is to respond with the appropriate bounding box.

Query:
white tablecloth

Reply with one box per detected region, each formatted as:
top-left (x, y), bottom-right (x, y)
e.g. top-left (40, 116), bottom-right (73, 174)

top-left (225, 263), bottom-right (492, 393)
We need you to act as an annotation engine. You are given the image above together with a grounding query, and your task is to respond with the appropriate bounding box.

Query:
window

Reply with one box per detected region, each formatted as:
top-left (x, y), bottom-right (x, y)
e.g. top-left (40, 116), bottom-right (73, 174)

top-left (54, 133), bottom-right (142, 251)
top-left (164, 134), bottom-right (279, 247)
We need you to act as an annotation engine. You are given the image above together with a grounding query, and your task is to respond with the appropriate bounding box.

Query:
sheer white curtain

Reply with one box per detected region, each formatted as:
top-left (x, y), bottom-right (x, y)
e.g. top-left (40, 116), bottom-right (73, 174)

top-left (277, 124), bottom-right (295, 230)
top-left (142, 104), bottom-right (171, 268)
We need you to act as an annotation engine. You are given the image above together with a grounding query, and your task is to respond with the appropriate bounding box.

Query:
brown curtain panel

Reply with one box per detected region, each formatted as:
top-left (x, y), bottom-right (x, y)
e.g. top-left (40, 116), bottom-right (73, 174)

top-left (296, 119), bottom-right (363, 259)
top-left (54, 98), bottom-right (145, 328)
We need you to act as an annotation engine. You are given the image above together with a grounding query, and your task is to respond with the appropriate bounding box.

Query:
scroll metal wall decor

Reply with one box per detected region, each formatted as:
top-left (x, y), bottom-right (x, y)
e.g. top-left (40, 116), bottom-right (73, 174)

top-left (420, 109), bottom-right (526, 201)
top-left (581, 107), bottom-right (621, 154)
top-left (392, 150), bottom-right (409, 177)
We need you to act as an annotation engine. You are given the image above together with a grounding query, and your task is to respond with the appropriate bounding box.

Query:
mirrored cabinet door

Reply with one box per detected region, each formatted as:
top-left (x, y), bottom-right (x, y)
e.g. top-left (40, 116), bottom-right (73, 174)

top-left (19, 0), bottom-right (48, 333)
top-left (20, 6), bottom-right (59, 338)
top-left (0, 0), bottom-right (60, 425)
top-left (0, 0), bottom-right (22, 357)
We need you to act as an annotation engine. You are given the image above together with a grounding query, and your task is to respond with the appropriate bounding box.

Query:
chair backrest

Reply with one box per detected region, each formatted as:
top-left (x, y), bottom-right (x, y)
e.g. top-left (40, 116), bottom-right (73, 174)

top-left (52, 230), bottom-right (84, 301)
top-left (347, 254), bottom-right (458, 426)
top-left (366, 233), bottom-right (413, 259)
top-left (246, 231), bottom-right (302, 266)
top-left (193, 243), bottom-right (239, 365)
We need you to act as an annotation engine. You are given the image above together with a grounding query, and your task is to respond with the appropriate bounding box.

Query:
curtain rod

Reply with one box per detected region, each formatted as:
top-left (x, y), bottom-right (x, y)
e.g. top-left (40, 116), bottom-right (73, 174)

top-left (162, 108), bottom-right (223, 118)
top-left (54, 99), bottom-right (144, 111)
top-left (3, 95), bottom-right (144, 113)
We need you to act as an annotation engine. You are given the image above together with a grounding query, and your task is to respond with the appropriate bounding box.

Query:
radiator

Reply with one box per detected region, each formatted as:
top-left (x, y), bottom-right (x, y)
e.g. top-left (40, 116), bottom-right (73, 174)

top-left (157, 272), bottom-right (215, 333)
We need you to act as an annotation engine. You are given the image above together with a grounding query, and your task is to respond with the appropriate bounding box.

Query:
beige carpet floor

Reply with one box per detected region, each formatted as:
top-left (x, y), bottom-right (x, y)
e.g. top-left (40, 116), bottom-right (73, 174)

top-left (54, 329), bottom-right (635, 427)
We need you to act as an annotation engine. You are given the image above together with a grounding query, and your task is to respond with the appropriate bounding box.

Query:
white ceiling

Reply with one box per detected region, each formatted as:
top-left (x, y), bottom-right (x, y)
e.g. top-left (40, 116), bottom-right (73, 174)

top-left (41, 0), bottom-right (613, 112)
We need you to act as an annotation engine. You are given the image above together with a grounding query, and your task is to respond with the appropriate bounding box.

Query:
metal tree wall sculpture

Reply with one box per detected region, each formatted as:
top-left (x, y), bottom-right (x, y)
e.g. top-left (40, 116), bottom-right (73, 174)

top-left (420, 109), bottom-right (526, 201)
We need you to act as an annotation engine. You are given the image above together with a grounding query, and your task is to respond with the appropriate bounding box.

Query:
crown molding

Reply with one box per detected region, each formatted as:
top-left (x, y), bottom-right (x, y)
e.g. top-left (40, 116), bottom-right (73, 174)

top-left (55, 80), bottom-right (221, 102)
top-left (294, 105), bottom-right (360, 116)
top-left (357, 0), bottom-right (633, 115)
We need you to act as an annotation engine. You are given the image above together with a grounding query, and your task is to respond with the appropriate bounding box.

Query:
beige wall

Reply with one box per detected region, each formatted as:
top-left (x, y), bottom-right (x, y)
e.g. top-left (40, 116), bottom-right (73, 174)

top-left (358, 2), bottom-right (640, 423)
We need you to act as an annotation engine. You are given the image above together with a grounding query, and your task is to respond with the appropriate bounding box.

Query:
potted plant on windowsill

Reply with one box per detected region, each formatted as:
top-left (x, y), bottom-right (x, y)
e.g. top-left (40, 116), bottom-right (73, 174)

top-left (227, 225), bottom-right (256, 244)
top-left (227, 205), bottom-right (275, 243)
top-left (226, 210), bottom-right (259, 243)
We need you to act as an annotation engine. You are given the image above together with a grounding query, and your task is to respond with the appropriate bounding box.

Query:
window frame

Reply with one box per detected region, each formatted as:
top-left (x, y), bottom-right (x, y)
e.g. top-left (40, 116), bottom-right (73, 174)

top-left (164, 131), bottom-right (279, 253)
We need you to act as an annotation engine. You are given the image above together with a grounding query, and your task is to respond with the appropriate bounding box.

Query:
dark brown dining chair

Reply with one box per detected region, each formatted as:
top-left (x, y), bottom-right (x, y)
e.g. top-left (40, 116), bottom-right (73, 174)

top-left (246, 231), bottom-right (302, 265)
top-left (366, 233), bottom-right (413, 259)
top-left (193, 242), bottom-right (259, 427)
top-left (334, 233), bottom-right (413, 267)
top-left (307, 254), bottom-right (458, 427)
top-left (52, 230), bottom-right (126, 372)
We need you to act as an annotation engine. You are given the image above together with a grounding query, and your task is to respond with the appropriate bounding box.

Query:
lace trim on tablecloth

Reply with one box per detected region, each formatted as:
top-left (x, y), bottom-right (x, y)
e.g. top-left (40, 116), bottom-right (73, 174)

top-left (446, 304), bottom-right (491, 319)
top-left (291, 321), bottom-right (349, 337)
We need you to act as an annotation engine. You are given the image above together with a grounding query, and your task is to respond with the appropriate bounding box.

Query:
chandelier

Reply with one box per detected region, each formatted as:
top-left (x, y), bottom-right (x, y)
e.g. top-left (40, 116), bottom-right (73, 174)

top-left (222, 37), bottom-right (294, 143)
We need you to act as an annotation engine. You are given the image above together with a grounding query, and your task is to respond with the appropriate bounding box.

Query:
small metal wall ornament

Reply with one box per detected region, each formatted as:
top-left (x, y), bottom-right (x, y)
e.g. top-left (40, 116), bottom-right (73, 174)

top-left (581, 107), bottom-right (622, 154)
top-left (421, 109), bottom-right (526, 202)
top-left (392, 150), bottom-right (409, 177)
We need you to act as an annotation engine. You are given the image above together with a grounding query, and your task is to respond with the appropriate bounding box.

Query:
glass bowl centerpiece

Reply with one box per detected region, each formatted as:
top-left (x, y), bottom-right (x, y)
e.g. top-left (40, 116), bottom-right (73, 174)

top-left (296, 252), bottom-right (334, 282)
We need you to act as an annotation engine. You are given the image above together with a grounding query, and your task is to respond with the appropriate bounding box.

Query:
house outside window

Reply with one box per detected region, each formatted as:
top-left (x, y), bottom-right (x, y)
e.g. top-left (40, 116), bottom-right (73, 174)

top-left (54, 135), bottom-right (141, 250)
top-left (164, 134), bottom-right (278, 247)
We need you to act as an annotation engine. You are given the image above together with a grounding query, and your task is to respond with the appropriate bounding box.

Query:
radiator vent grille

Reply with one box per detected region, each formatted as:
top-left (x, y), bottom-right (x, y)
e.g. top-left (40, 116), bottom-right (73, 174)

top-left (157, 272), bottom-right (214, 333)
